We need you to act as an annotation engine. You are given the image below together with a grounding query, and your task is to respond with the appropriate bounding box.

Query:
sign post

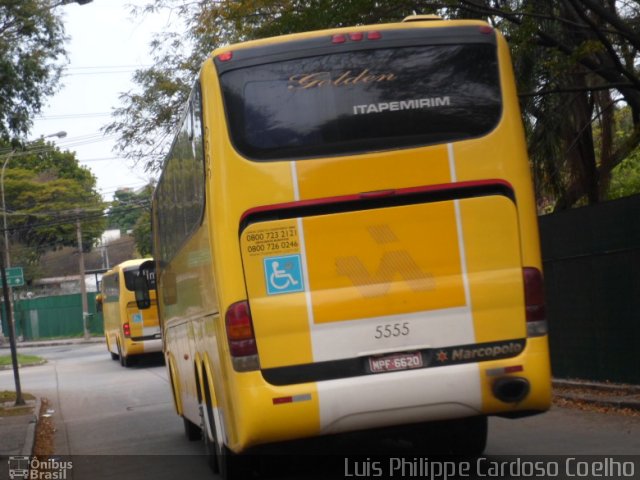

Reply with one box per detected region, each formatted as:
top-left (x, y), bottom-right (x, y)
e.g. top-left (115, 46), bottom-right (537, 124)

top-left (0, 263), bottom-right (24, 405)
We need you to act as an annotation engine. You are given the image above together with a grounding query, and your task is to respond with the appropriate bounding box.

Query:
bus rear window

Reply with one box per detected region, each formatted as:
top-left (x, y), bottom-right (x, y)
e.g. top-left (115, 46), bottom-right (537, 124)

top-left (219, 43), bottom-right (501, 160)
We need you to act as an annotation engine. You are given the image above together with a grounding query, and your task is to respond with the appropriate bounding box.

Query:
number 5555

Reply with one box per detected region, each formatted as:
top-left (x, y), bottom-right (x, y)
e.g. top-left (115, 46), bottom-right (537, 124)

top-left (374, 322), bottom-right (410, 339)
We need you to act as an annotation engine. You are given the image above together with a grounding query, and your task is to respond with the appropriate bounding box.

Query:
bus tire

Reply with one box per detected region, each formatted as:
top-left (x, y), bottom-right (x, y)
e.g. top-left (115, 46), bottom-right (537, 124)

top-left (218, 444), bottom-right (249, 480)
top-left (184, 417), bottom-right (201, 441)
top-left (121, 354), bottom-right (133, 367)
top-left (201, 376), bottom-right (220, 473)
top-left (106, 337), bottom-right (118, 360)
top-left (118, 342), bottom-right (133, 367)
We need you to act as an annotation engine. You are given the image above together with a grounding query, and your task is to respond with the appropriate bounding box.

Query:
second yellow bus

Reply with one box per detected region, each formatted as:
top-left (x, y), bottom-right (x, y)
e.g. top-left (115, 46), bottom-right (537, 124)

top-left (102, 259), bottom-right (161, 367)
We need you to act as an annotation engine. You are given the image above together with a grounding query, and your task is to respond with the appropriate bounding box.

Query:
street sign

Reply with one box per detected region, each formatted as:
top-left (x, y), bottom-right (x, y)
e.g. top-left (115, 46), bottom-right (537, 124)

top-left (1, 266), bottom-right (24, 287)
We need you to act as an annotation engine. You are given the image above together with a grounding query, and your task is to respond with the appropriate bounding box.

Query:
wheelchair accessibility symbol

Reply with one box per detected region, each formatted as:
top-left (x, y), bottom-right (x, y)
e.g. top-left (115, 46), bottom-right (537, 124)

top-left (264, 254), bottom-right (304, 295)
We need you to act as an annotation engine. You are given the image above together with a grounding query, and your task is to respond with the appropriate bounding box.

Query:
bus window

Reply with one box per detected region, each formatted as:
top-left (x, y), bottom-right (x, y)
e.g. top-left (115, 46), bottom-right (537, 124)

top-left (220, 44), bottom-right (501, 160)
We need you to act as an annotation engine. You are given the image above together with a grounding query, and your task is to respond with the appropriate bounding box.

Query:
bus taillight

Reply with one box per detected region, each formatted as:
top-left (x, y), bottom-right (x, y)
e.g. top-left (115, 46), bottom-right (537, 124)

top-left (217, 51), bottom-right (233, 62)
top-left (123, 322), bottom-right (131, 338)
top-left (332, 31), bottom-right (382, 44)
top-left (332, 34), bottom-right (347, 44)
top-left (523, 267), bottom-right (547, 337)
top-left (225, 301), bottom-right (260, 371)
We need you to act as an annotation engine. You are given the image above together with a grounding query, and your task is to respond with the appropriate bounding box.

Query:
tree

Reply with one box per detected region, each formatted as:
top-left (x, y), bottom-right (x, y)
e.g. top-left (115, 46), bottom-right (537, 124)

top-left (1, 139), bottom-right (107, 274)
top-left (107, 185), bottom-right (153, 233)
top-left (443, 1), bottom-right (640, 210)
top-left (605, 106), bottom-right (640, 200)
top-left (106, 184), bottom-right (153, 256)
top-left (0, 0), bottom-right (68, 140)
top-left (106, 0), bottom-right (640, 210)
top-left (132, 209), bottom-right (152, 257)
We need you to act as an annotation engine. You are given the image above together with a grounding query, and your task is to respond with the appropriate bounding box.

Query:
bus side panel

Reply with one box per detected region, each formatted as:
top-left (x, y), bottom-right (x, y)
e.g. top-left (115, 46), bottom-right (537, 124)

top-left (102, 297), bottom-right (120, 356)
top-left (165, 321), bottom-right (201, 423)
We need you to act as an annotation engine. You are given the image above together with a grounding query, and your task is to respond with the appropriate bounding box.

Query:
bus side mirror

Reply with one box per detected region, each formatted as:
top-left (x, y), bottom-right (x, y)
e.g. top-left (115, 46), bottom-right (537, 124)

top-left (134, 276), bottom-right (151, 309)
top-left (95, 294), bottom-right (103, 313)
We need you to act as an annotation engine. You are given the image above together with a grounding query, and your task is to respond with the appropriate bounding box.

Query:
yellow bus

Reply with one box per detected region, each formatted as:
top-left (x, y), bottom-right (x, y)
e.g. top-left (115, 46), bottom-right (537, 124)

top-left (101, 258), bottom-right (161, 367)
top-left (137, 15), bottom-right (551, 476)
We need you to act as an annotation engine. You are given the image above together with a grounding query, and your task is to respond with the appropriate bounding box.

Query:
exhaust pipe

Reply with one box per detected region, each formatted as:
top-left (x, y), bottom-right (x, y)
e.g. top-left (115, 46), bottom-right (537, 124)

top-left (492, 377), bottom-right (530, 403)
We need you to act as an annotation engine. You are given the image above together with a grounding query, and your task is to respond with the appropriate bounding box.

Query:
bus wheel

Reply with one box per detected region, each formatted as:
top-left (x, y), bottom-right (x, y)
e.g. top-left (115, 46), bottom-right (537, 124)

top-left (201, 380), bottom-right (220, 473)
top-left (201, 375), bottom-right (253, 479)
top-left (121, 354), bottom-right (134, 367)
top-left (118, 342), bottom-right (133, 367)
top-left (183, 417), bottom-right (201, 441)
top-left (217, 444), bottom-right (251, 480)
top-left (106, 337), bottom-right (118, 360)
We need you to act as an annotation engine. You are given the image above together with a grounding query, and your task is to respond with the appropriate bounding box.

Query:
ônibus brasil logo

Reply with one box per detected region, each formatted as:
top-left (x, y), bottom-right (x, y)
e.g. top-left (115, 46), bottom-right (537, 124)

top-left (8, 456), bottom-right (72, 480)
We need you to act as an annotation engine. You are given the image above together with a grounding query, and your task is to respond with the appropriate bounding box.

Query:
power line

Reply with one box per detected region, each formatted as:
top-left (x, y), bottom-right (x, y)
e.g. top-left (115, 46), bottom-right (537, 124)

top-left (61, 70), bottom-right (139, 77)
top-left (5, 202), bottom-right (150, 233)
top-left (36, 112), bottom-right (112, 120)
top-left (65, 64), bottom-right (151, 70)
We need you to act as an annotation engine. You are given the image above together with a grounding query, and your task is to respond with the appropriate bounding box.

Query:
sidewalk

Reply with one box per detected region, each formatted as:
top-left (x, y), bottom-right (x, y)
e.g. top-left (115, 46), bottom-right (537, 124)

top-left (1, 337), bottom-right (103, 457)
top-left (0, 398), bottom-right (40, 456)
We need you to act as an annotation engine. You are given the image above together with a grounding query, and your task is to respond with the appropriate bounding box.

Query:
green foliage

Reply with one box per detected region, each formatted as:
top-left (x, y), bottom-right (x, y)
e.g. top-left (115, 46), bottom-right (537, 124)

top-left (0, 0), bottom-right (67, 139)
top-left (0, 354), bottom-right (43, 367)
top-left (608, 152), bottom-right (640, 200)
top-left (133, 209), bottom-right (152, 257)
top-left (1, 139), bottom-right (106, 273)
top-left (107, 184), bottom-right (153, 255)
top-left (108, 185), bottom-right (152, 233)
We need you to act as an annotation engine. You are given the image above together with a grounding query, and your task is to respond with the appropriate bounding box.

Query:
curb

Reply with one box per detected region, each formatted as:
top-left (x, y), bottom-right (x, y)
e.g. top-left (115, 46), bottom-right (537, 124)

top-left (0, 360), bottom-right (47, 371)
top-left (554, 391), bottom-right (640, 411)
top-left (20, 397), bottom-right (41, 456)
top-left (553, 378), bottom-right (640, 393)
top-left (0, 338), bottom-right (104, 350)
top-left (553, 378), bottom-right (640, 412)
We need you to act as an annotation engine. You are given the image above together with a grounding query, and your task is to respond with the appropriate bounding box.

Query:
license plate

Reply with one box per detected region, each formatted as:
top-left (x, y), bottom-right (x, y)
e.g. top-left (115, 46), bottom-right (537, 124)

top-left (369, 352), bottom-right (423, 373)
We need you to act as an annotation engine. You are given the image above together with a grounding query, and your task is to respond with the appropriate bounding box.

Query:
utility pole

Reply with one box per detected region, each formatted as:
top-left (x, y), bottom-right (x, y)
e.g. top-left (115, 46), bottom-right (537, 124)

top-left (0, 236), bottom-right (23, 405)
top-left (76, 216), bottom-right (90, 340)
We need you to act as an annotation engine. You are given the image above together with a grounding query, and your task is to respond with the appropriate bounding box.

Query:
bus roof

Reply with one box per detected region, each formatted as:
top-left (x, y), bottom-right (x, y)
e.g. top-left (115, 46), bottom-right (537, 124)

top-left (209, 18), bottom-right (495, 63)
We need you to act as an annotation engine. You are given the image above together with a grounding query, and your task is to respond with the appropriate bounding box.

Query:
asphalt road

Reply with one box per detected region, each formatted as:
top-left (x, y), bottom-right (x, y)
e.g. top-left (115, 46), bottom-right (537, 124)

top-left (2, 343), bottom-right (639, 479)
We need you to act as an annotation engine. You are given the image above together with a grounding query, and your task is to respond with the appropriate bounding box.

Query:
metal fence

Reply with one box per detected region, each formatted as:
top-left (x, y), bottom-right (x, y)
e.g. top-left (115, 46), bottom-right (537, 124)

top-left (1, 292), bottom-right (103, 340)
top-left (540, 194), bottom-right (640, 384)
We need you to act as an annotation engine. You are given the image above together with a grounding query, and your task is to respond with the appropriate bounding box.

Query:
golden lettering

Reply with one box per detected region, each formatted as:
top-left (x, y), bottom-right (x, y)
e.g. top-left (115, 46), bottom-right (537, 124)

top-left (288, 69), bottom-right (397, 90)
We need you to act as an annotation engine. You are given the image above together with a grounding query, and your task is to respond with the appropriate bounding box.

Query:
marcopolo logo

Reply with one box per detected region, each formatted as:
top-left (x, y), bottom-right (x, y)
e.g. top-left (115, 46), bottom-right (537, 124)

top-left (435, 340), bottom-right (525, 366)
top-left (451, 342), bottom-right (523, 362)
top-left (8, 457), bottom-right (73, 480)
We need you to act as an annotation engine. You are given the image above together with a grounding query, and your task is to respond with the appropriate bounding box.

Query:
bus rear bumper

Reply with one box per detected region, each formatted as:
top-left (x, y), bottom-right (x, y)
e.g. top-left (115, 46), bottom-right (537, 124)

top-left (229, 339), bottom-right (550, 451)
top-left (125, 338), bottom-right (163, 356)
